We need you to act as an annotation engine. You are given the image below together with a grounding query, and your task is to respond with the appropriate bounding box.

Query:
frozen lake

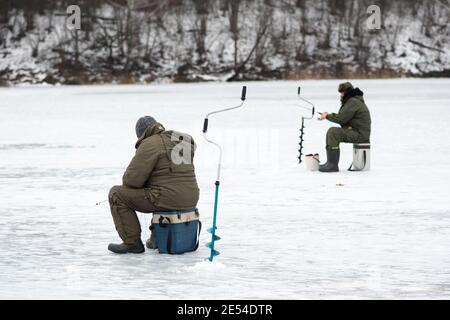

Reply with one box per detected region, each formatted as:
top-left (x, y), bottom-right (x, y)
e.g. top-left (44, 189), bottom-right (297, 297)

top-left (1, 79), bottom-right (450, 299)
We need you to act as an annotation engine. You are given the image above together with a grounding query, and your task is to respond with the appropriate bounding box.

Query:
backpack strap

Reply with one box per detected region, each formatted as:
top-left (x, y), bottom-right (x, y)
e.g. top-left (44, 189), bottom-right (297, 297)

top-left (191, 221), bottom-right (202, 252)
top-left (166, 224), bottom-right (173, 255)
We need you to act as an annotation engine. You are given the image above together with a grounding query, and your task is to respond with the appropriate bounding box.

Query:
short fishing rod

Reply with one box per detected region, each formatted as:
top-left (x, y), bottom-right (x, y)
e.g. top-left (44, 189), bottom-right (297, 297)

top-left (96, 199), bottom-right (108, 206)
top-left (202, 86), bottom-right (247, 262)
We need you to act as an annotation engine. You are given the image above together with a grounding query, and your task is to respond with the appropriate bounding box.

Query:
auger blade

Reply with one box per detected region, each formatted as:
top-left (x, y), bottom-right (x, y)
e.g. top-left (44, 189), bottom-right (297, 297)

top-left (207, 250), bottom-right (220, 261)
top-left (207, 227), bottom-right (217, 234)
top-left (206, 235), bottom-right (220, 247)
top-left (212, 250), bottom-right (220, 256)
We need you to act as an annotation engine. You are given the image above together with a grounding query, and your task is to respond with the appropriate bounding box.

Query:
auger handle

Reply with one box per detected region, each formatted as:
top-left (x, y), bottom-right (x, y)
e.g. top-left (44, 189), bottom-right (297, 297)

top-left (241, 86), bottom-right (247, 101)
top-left (203, 118), bottom-right (209, 133)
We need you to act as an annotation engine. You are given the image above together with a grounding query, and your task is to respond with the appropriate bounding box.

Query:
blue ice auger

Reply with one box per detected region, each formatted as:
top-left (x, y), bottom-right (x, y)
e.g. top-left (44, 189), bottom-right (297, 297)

top-left (202, 86), bottom-right (247, 262)
top-left (297, 86), bottom-right (322, 163)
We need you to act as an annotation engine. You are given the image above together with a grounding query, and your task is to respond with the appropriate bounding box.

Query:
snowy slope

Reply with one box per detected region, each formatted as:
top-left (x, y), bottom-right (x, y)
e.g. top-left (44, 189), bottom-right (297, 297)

top-left (0, 79), bottom-right (450, 299)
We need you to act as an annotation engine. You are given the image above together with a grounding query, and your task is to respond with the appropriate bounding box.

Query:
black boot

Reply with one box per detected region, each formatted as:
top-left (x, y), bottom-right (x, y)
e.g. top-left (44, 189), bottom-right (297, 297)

top-left (146, 234), bottom-right (157, 250)
top-left (319, 148), bottom-right (340, 172)
top-left (108, 239), bottom-right (145, 254)
top-left (146, 224), bottom-right (157, 249)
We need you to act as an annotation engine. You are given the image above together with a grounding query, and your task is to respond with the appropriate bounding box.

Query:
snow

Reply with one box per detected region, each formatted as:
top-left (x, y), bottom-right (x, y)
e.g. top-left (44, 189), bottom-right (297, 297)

top-left (0, 79), bottom-right (450, 299)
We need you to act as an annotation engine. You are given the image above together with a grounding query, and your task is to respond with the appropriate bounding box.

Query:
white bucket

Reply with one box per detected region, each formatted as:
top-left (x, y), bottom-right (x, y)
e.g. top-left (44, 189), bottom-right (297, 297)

top-left (305, 154), bottom-right (320, 171)
top-left (349, 143), bottom-right (371, 171)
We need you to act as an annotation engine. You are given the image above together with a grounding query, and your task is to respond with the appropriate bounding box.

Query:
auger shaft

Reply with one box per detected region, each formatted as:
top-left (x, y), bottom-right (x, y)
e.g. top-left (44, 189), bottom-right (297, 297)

top-left (207, 181), bottom-right (221, 261)
top-left (298, 118), bottom-right (305, 163)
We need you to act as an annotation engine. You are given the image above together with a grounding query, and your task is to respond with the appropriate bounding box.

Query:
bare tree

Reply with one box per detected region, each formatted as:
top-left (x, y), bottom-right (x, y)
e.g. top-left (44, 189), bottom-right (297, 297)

top-left (228, 0), bottom-right (273, 80)
top-left (228, 0), bottom-right (241, 69)
top-left (193, 0), bottom-right (209, 64)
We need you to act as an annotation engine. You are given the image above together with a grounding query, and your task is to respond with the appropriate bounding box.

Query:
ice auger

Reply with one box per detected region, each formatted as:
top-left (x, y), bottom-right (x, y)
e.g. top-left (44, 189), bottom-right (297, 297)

top-left (202, 86), bottom-right (247, 262)
top-left (297, 87), bottom-right (320, 163)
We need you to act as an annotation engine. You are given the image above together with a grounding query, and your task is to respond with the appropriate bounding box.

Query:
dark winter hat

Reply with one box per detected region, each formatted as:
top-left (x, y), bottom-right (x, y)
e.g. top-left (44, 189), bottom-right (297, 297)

top-left (135, 116), bottom-right (157, 138)
top-left (338, 82), bottom-right (354, 93)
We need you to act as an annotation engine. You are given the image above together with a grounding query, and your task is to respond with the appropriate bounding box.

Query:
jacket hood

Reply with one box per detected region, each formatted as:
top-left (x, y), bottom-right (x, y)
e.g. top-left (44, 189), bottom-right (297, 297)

top-left (135, 122), bottom-right (165, 149)
top-left (351, 87), bottom-right (364, 97)
top-left (341, 87), bottom-right (364, 105)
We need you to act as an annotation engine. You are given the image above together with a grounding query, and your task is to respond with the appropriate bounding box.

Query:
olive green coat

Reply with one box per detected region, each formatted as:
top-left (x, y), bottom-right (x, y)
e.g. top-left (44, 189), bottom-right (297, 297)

top-left (122, 123), bottom-right (200, 210)
top-left (326, 95), bottom-right (371, 143)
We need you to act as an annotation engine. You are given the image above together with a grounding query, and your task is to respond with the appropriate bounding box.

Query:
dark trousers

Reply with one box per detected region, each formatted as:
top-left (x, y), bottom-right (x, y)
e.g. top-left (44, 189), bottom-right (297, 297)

top-left (109, 185), bottom-right (161, 244)
top-left (326, 127), bottom-right (367, 148)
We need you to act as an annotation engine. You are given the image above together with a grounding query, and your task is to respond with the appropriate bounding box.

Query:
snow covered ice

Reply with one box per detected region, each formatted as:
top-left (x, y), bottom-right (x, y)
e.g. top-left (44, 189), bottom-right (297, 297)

top-left (1, 79), bottom-right (450, 299)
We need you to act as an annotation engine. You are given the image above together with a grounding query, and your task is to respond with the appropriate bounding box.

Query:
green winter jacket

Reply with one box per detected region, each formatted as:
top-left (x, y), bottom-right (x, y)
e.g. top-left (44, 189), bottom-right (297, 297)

top-left (326, 89), bottom-right (371, 142)
top-left (122, 122), bottom-right (200, 210)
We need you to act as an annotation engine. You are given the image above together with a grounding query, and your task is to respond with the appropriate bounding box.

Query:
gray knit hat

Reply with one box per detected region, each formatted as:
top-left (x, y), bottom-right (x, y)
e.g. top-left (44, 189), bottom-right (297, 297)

top-left (135, 116), bottom-right (157, 138)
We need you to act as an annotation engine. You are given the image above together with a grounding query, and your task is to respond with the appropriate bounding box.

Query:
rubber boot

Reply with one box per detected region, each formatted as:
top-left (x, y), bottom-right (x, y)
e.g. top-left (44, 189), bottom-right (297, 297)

top-left (146, 232), bottom-right (157, 250)
top-left (108, 239), bottom-right (145, 254)
top-left (319, 148), bottom-right (340, 172)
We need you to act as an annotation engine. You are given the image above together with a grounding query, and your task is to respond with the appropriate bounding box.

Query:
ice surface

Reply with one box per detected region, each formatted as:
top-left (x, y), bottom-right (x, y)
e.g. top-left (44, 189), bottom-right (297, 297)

top-left (1, 79), bottom-right (450, 299)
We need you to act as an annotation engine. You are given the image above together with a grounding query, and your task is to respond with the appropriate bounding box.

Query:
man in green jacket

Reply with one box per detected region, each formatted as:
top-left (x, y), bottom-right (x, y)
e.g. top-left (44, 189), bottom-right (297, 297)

top-left (108, 116), bottom-right (200, 254)
top-left (318, 82), bottom-right (371, 172)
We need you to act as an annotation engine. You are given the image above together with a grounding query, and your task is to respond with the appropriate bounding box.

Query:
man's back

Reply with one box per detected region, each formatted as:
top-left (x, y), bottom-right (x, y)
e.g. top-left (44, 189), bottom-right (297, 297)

top-left (122, 122), bottom-right (200, 210)
top-left (344, 95), bottom-right (371, 141)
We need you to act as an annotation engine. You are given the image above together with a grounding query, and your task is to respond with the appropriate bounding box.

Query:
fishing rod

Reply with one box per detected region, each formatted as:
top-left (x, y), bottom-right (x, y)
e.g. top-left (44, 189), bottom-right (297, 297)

top-left (202, 86), bottom-right (247, 262)
top-left (297, 87), bottom-right (322, 163)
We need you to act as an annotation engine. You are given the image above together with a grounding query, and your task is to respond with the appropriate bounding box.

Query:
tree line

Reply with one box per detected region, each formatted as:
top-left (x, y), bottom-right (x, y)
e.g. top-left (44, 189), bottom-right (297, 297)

top-left (0, 0), bottom-right (448, 85)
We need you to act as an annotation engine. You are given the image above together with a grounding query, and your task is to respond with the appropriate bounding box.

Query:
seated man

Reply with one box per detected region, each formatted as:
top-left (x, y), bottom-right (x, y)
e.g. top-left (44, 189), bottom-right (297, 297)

top-left (318, 82), bottom-right (371, 172)
top-left (108, 116), bottom-right (200, 254)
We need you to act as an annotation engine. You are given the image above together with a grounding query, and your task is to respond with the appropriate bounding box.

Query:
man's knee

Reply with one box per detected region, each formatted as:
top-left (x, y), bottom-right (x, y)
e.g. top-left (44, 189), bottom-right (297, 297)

top-left (109, 185), bottom-right (122, 203)
top-left (327, 127), bottom-right (341, 137)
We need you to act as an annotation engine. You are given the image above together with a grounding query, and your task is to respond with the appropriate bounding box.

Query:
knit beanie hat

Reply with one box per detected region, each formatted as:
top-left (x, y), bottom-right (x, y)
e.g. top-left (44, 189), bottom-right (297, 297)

top-left (135, 116), bottom-right (157, 138)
